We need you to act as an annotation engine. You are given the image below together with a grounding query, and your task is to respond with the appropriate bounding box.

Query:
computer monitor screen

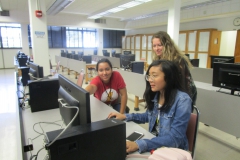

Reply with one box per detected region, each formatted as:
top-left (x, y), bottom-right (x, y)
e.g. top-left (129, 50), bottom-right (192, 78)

top-left (71, 51), bottom-right (76, 54)
top-left (58, 74), bottom-right (91, 127)
top-left (28, 62), bottom-right (44, 80)
top-left (120, 54), bottom-right (135, 69)
top-left (82, 55), bottom-right (92, 64)
top-left (212, 62), bottom-right (240, 95)
top-left (123, 51), bottom-right (131, 55)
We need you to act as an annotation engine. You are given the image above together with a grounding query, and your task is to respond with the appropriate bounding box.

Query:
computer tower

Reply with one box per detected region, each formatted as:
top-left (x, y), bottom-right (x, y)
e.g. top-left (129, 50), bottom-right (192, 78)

top-left (45, 119), bottom-right (126, 160)
top-left (131, 61), bottom-right (144, 74)
top-left (28, 78), bottom-right (59, 112)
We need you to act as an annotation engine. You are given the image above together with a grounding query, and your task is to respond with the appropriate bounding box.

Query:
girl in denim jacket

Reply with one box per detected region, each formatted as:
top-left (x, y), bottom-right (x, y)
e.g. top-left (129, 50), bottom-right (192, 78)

top-left (108, 60), bottom-right (192, 153)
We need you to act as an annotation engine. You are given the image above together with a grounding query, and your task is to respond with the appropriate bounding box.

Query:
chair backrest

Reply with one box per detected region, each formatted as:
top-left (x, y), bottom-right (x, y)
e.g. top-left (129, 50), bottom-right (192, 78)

top-left (77, 69), bottom-right (85, 87)
top-left (186, 105), bottom-right (199, 158)
top-left (93, 49), bottom-right (98, 55)
top-left (56, 61), bottom-right (60, 73)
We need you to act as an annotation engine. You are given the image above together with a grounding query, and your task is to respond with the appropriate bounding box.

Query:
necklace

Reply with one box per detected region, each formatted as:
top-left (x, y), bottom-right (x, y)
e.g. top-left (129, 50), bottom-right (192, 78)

top-left (102, 77), bottom-right (112, 104)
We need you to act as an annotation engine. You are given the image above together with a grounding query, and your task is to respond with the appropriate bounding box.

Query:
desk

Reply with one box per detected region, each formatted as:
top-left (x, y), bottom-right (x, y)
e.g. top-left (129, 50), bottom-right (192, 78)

top-left (21, 96), bottom-right (154, 159)
top-left (194, 81), bottom-right (240, 138)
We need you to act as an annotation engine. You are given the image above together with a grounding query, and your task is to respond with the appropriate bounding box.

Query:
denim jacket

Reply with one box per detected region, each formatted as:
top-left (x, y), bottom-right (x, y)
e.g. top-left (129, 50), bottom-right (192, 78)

top-left (125, 90), bottom-right (192, 153)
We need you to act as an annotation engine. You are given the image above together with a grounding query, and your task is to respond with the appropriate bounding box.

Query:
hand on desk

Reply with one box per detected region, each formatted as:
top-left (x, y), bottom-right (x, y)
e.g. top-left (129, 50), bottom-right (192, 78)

top-left (126, 141), bottom-right (139, 153)
top-left (107, 112), bottom-right (126, 120)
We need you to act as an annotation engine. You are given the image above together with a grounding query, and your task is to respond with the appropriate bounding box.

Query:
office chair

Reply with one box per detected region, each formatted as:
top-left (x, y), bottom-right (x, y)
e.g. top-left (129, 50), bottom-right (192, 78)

top-left (77, 69), bottom-right (85, 87)
top-left (186, 105), bottom-right (200, 158)
top-left (190, 59), bottom-right (199, 67)
top-left (93, 49), bottom-right (98, 55)
top-left (111, 50), bottom-right (116, 57)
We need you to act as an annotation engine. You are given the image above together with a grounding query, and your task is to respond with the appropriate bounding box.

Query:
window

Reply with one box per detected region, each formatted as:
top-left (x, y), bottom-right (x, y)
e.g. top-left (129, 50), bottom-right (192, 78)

top-left (0, 23), bottom-right (22, 48)
top-left (66, 27), bottom-right (97, 48)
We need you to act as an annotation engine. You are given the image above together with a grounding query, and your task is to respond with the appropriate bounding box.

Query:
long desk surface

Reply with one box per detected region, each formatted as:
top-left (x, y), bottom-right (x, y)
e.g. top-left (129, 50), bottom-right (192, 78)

top-left (114, 68), bottom-right (240, 138)
top-left (21, 95), bottom-right (154, 159)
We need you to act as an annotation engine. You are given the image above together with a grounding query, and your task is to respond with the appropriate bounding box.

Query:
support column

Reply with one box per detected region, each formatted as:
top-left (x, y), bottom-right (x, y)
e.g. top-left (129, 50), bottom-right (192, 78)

top-left (20, 23), bottom-right (30, 56)
top-left (28, 0), bottom-right (50, 75)
top-left (167, 0), bottom-right (181, 44)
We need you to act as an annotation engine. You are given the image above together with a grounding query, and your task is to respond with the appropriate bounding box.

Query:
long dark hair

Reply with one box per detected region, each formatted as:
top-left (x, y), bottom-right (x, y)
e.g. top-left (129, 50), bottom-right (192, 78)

top-left (144, 60), bottom-right (185, 111)
top-left (96, 58), bottom-right (113, 71)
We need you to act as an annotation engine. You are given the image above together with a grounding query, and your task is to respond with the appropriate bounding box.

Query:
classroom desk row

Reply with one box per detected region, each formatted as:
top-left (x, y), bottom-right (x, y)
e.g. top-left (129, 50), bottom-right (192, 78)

top-left (20, 95), bottom-right (154, 160)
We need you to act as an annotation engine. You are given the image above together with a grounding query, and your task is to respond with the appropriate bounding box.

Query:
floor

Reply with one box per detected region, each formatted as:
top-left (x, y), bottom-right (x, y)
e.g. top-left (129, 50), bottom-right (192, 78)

top-left (0, 68), bottom-right (240, 160)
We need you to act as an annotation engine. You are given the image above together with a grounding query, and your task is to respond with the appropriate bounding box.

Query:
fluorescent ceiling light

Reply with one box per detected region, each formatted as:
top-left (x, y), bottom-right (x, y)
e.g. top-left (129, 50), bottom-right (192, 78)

top-left (47, 0), bottom-right (75, 15)
top-left (88, 0), bottom-right (152, 19)
top-left (118, 1), bottom-right (142, 8)
top-left (121, 0), bottom-right (230, 21)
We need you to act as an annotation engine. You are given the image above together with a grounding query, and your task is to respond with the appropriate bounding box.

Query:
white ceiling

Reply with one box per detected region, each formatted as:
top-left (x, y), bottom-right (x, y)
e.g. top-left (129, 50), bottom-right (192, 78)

top-left (0, 0), bottom-right (236, 22)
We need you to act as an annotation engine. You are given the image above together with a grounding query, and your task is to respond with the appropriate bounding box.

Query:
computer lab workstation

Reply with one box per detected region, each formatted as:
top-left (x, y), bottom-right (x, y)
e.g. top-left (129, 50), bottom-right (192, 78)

top-left (16, 51), bottom-right (153, 160)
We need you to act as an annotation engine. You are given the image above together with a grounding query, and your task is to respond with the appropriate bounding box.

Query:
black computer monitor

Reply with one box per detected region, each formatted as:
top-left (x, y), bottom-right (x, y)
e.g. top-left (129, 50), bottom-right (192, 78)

top-left (131, 61), bottom-right (144, 74)
top-left (210, 56), bottom-right (234, 68)
top-left (18, 56), bottom-right (29, 67)
top-left (212, 62), bottom-right (240, 95)
top-left (71, 51), bottom-right (76, 54)
top-left (61, 52), bottom-right (66, 57)
top-left (120, 54), bottom-right (135, 69)
top-left (28, 62), bottom-right (44, 80)
top-left (82, 55), bottom-right (92, 64)
top-left (58, 74), bottom-right (91, 127)
top-left (123, 51), bottom-right (131, 55)
top-left (73, 54), bottom-right (80, 60)
top-left (78, 51), bottom-right (84, 59)
top-left (67, 53), bottom-right (72, 59)
top-left (103, 52), bottom-right (110, 57)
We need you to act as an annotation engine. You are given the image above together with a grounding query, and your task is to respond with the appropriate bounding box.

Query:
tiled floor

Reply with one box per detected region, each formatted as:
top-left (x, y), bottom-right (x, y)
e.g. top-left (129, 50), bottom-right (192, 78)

top-left (0, 68), bottom-right (240, 160)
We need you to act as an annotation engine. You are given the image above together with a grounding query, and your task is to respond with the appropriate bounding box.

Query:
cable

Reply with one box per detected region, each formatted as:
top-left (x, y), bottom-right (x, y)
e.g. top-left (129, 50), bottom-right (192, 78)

top-left (29, 147), bottom-right (45, 160)
top-left (45, 99), bottom-right (79, 148)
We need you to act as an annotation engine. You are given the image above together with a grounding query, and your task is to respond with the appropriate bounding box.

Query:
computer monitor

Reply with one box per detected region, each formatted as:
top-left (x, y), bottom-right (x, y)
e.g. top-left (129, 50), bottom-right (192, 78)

top-left (58, 74), bottom-right (91, 127)
top-left (120, 54), bottom-right (135, 69)
top-left (123, 51), bottom-right (131, 55)
top-left (131, 61), bottom-right (144, 74)
top-left (210, 56), bottom-right (234, 68)
top-left (61, 52), bottom-right (66, 57)
top-left (71, 51), bottom-right (76, 54)
top-left (18, 56), bottom-right (29, 67)
top-left (103, 52), bottom-right (110, 57)
top-left (212, 62), bottom-right (240, 95)
top-left (73, 54), bottom-right (80, 60)
top-left (67, 53), bottom-right (72, 59)
top-left (78, 51), bottom-right (84, 59)
top-left (28, 62), bottom-right (44, 80)
top-left (82, 55), bottom-right (92, 64)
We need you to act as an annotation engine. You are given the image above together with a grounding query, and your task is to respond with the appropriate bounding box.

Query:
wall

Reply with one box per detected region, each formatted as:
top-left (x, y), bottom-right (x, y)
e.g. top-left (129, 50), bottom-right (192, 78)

top-left (219, 31), bottom-right (237, 56)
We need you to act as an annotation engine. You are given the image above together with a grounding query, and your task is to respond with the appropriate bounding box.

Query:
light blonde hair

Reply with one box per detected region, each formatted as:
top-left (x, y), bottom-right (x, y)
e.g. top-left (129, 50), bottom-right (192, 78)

top-left (151, 31), bottom-right (192, 68)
